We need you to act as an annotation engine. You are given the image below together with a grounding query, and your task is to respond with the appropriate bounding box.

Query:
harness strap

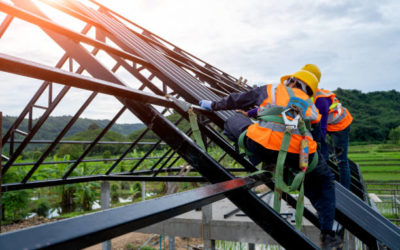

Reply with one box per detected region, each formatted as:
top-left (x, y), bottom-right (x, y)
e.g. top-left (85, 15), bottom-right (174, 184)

top-left (238, 129), bottom-right (252, 156)
top-left (188, 108), bottom-right (206, 151)
top-left (259, 114), bottom-right (317, 231)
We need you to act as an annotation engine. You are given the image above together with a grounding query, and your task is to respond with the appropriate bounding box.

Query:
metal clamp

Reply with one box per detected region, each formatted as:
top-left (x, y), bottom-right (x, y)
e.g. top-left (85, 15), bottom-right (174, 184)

top-left (165, 95), bottom-right (192, 112)
top-left (281, 108), bottom-right (300, 130)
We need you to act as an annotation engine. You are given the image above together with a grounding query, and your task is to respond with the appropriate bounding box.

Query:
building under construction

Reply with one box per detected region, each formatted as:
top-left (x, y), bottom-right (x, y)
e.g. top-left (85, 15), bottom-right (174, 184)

top-left (0, 0), bottom-right (399, 249)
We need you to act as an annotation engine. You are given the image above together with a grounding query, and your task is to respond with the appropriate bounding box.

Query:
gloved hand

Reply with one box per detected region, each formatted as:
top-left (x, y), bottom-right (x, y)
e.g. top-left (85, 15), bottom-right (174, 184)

top-left (199, 100), bottom-right (213, 111)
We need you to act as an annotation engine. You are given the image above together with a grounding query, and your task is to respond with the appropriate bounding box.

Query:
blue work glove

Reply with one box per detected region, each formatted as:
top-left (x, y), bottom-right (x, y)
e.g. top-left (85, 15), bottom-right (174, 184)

top-left (199, 100), bottom-right (213, 111)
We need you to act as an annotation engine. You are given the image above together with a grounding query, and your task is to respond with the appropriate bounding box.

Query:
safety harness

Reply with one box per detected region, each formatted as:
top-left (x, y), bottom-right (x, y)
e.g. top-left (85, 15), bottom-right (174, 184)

top-left (238, 87), bottom-right (318, 230)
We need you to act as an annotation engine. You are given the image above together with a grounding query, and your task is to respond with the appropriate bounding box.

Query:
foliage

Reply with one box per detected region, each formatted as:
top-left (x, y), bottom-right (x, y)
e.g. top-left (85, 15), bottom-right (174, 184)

top-left (111, 183), bottom-right (120, 203)
top-left (102, 150), bottom-right (112, 163)
top-left (334, 89), bottom-right (400, 143)
top-left (1, 156), bottom-right (31, 222)
top-left (72, 164), bottom-right (100, 211)
top-left (88, 123), bottom-right (100, 130)
top-left (128, 112), bottom-right (190, 150)
top-left (388, 125), bottom-right (400, 144)
top-left (56, 144), bottom-right (83, 160)
top-left (120, 181), bottom-right (131, 190)
top-left (63, 128), bottom-right (127, 156)
top-left (35, 199), bottom-right (51, 217)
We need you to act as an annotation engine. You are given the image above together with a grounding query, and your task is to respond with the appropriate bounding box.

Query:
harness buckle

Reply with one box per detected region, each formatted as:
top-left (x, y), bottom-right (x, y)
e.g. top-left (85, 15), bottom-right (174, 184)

top-left (281, 107), bottom-right (301, 131)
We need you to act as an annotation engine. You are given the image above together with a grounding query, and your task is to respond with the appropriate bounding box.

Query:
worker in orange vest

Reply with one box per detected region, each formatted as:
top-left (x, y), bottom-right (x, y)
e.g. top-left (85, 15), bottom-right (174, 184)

top-left (200, 69), bottom-right (342, 249)
top-left (302, 64), bottom-right (353, 190)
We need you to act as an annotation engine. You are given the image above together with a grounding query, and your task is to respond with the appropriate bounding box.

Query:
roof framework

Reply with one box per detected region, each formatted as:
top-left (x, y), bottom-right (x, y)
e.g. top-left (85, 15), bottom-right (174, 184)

top-left (0, 0), bottom-right (399, 249)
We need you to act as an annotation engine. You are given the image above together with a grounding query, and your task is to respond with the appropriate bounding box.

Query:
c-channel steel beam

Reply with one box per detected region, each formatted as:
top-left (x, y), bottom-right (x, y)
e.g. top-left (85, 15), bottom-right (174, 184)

top-left (2, 169), bottom-right (249, 192)
top-left (14, 156), bottom-right (179, 167)
top-left (0, 176), bottom-right (262, 249)
top-left (335, 183), bottom-right (400, 249)
top-left (11, 140), bottom-right (163, 145)
top-left (2, 175), bottom-right (208, 192)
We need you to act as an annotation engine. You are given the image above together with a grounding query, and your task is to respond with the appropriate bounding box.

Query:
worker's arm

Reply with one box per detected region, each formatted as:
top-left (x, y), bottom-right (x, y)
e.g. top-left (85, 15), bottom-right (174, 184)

top-left (211, 85), bottom-right (267, 111)
top-left (315, 97), bottom-right (332, 139)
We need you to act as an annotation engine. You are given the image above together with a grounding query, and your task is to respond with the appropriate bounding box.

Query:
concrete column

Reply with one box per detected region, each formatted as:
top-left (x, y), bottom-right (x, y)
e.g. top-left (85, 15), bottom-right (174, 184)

top-left (348, 231), bottom-right (356, 250)
top-left (202, 204), bottom-right (215, 250)
top-left (142, 181), bottom-right (146, 201)
top-left (101, 181), bottom-right (111, 250)
top-left (168, 236), bottom-right (175, 250)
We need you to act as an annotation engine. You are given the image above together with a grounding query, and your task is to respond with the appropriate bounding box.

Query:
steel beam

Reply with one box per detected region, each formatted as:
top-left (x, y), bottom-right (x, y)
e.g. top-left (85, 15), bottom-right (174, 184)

top-left (335, 183), bottom-right (400, 249)
top-left (0, 1), bottom-right (149, 67)
top-left (0, 14), bottom-right (13, 38)
top-left (0, 176), bottom-right (262, 249)
top-left (2, 175), bottom-right (207, 192)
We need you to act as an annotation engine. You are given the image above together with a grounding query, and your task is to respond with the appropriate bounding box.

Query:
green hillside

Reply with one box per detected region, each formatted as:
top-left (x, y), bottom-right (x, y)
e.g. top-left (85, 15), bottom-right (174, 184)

top-left (2, 115), bottom-right (144, 139)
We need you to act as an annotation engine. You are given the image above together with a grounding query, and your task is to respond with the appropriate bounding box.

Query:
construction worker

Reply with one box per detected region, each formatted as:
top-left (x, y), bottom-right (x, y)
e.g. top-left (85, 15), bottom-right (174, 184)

top-left (200, 69), bottom-right (342, 249)
top-left (302, 64), bottom-right (353, 190)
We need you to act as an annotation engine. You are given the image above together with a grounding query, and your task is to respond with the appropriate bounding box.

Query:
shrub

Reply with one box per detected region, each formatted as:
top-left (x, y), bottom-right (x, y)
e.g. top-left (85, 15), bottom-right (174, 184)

top-left (102, 150), bottom-right (112, 163)
top-left (36, 199), bottom-right (51, 217)
top-left (389, 126), bottom-right (400, 144)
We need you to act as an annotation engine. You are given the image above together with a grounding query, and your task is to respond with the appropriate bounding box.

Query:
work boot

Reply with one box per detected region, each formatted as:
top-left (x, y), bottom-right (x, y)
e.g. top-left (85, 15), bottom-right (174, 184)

top-left (320, 231), bottom-right (343, 250)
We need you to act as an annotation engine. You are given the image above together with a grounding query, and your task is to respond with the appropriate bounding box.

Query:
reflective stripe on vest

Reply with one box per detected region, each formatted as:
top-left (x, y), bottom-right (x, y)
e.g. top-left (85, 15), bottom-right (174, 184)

top-left (247, 83), bottom-right (318, 154)
top-left (314, 88), bottom-right (353, 131)
top-left (258, 120), bottom-right (313, 138)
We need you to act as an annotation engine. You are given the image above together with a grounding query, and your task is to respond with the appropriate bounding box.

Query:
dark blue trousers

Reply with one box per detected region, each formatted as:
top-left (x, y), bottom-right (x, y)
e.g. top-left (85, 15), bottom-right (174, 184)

top-left (224, 114), bottom-right (336, 231)
top-left (328, 126), bottom-right (351, 189)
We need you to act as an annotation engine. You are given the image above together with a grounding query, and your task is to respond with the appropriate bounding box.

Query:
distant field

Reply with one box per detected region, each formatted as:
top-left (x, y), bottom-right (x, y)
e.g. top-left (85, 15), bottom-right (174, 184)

top-left (349, 144), bottom-right (400, 181)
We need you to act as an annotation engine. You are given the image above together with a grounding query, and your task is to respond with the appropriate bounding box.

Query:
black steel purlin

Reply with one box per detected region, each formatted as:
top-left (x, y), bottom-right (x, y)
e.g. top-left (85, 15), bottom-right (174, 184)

top-left (0, 176), bottom-right (262, 249)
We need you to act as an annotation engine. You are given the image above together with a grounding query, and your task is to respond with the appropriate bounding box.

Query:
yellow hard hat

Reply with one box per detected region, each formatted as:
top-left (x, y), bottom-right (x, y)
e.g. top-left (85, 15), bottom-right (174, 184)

top-left (281, 70), bottom-right (319, 96)
top-left (302, 64), bottom-right (321, 82)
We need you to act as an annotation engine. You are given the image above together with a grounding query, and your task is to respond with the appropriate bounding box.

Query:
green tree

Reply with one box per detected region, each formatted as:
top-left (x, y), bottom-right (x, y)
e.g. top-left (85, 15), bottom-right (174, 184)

top-left (102, 150), bottom-right (112, 163)
top-left (56, 144), bottom-right (83, 160)
top-left (389, 126), bottom-right (400, 144)
top-left (88, 123), bottom-right (100, 130)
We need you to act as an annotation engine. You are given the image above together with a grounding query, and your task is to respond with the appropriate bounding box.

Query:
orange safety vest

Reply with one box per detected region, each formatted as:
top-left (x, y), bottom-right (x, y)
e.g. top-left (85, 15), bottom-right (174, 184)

top-left (314, 88), bottom-right (353, 132)
top-left (246, 83), bottom-right (319, 154)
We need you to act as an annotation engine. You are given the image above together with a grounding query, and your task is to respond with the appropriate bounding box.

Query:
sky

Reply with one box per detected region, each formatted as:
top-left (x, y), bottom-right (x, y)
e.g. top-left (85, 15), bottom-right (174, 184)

top-left (0, 0), bottom-right (399, 123)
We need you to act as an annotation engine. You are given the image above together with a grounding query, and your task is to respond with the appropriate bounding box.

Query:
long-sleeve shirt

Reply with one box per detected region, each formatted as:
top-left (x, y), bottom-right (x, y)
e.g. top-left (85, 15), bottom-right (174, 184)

top-left (211, 86), bottom-right (268, 111)
top-left (315, 97), bottom-right (332, 139)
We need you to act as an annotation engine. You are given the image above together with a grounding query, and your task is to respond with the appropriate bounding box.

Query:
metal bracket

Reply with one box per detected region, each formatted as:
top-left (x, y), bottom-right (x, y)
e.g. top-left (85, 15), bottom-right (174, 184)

top-left (165, 95), bottom-right (192, 112)
top-left (281, 108), bottom-right (300, 130)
